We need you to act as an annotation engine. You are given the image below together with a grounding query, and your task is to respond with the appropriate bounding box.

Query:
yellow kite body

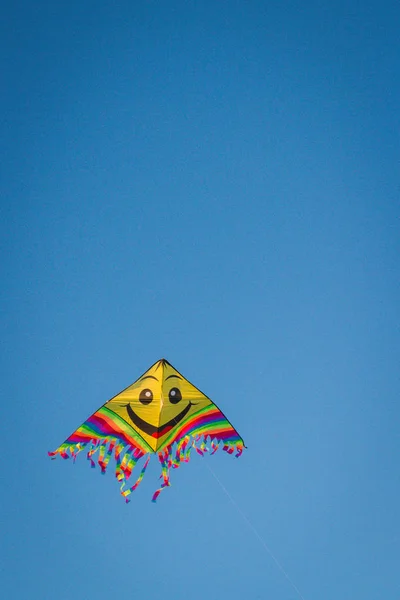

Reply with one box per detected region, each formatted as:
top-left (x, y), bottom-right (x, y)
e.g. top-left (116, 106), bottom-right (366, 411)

top-left (107, 360), bottom-right (214, 452)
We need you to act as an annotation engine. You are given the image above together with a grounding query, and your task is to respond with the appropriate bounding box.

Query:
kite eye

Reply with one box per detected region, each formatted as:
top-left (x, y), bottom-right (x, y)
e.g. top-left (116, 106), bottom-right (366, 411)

top-left (168, 387), bottom-right (182, 404)
top-left (139, 388), bottom-right (153, 405)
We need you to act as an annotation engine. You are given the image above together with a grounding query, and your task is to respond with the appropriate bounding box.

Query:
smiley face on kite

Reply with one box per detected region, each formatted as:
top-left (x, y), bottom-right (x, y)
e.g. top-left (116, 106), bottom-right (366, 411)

top-left (107, 359), bottom-right (213, 451)
top-left (125, 386), bottom-right (193, 438)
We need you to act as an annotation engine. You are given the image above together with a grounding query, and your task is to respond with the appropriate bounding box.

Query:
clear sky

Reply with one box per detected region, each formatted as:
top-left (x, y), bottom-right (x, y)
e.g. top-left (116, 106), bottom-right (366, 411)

top-left (2, 1), bottom-right (399, 599)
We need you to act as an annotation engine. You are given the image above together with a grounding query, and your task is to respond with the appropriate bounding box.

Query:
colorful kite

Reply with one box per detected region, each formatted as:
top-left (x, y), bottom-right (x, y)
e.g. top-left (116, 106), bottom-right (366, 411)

top-left (49, 359), bottom-right (245, 502)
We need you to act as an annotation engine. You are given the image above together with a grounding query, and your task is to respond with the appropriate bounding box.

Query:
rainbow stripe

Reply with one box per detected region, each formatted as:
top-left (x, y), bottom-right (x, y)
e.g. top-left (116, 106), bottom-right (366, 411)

top-left (49, 406), bottom-right (152, 456)
top-left (158, 403), bottom-right (242, 450)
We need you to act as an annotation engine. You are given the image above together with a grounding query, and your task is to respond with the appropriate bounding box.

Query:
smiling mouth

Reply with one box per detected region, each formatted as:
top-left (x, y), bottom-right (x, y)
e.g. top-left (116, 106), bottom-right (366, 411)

top-left (126, 402), bottom-right (193, 438)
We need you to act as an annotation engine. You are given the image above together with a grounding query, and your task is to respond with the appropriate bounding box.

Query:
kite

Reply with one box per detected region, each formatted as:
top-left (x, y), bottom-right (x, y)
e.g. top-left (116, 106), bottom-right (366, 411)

top-left (49, 358), bottom-right (245, 502)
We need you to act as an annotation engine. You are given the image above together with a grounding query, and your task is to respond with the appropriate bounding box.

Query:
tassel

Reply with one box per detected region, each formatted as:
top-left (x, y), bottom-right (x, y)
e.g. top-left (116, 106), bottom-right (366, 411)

top-left (73, 443), bottom-right (86, 462)
top-left (119, 451), bottom-right (130, 476)
top-left (114, 443), bottom-right (125, 479)
top-left (101, 440), bottom-right (116, 471)
top-left (87, 441), bottom-right (100, 468)
top-left (235, 443), bottom-right (243, 458)
top-left (222, 443), bottom-right (235, 454)
top-left (123, 453), bottom-right (136, 480)
top-left (210, 440), bottom-right (219, 455)
top-left (122, 455), bottom-right (150, 502)
top-left (151, 488), bottom-right (163, 502)
top-left (180, 436), bottom-right (190, 461)
top-left (172, 436), bottom-right (188, 468)
top-left (183, 439), bottom-right (193, 463)
top-left (200, 438), bottom-right (208, 453)
top-left (151, 449), bottom-right (171, 502)
top-left (151, 480), bottom-right (171, 503)
top-left (223, 444), bottom-right (235, 455)
top-left (98, 440), bottom-right (108, 473)
top-left (193, 439), bottom-right (204, 456)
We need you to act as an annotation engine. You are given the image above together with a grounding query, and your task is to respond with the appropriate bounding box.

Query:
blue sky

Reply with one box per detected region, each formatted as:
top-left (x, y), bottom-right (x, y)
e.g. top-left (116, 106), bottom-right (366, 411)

top-left (2, 1), bottom-right (399, 598)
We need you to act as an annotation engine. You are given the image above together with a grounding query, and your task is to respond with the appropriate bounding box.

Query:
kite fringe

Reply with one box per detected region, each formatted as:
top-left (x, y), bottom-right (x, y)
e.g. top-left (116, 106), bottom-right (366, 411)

top-left (122, 455), bottom-right (150, 502)
top-left (49, 434), bottom-right (244, 502)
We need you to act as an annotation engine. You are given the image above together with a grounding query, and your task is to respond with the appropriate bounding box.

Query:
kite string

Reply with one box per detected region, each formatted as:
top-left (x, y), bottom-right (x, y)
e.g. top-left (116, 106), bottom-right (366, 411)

top-left (204, 461), bottom-right (307, 600)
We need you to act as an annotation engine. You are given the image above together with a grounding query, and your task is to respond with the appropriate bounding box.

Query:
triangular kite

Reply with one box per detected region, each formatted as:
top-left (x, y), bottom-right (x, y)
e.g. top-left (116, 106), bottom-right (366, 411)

top-left (49, 359), bottom-right (245, 501)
